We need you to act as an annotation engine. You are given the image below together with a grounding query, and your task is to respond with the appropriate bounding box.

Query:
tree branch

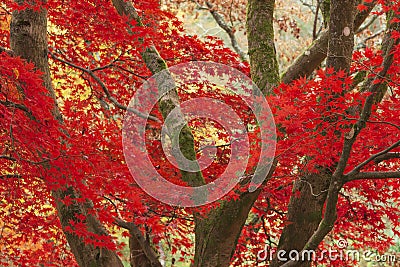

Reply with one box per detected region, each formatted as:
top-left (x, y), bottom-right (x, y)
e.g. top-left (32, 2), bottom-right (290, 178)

top-left (281, 1), bottom-right (395, 266)
top-left (114, 218), bottom-right (162, 267)
top-left (0, 100), bottom-right (37, 121)
top-left (0, 155), bottom-right (17, 161)
top-left (346, 171), bottom-right (400, 181)
top-left (111, 0), bottom-right (206, 192)
top-left (356, 15), bottom-right (378, 33)
top-left (196, 137), bottom-right (241, 153)
top-left (0, 46), bottom-right (13, 55)
top-left (0, 174), bottom-right (22, 179)
top-left (49, 51), bottom-right (160, 122)
top-left (357, 29), bottom-right (384, 49)
top-left (281, 0), bottom-right (377, 83)
top-left (312, 0), bottom-right (321, 40)
top-left (205, 1), bottom-right (247, 61)
top-left (373, 152), bottom-right (400, 163)
top-left (345, 140), bottom-right (400, 179)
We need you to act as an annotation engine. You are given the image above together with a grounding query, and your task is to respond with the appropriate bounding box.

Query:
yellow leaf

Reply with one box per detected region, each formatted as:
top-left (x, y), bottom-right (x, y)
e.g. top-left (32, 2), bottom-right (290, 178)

top-left (13, 68), bottom-right (19, 79)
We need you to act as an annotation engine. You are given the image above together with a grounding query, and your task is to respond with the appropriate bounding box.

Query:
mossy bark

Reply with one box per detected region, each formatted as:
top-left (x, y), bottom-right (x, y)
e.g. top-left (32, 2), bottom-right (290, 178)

top-left (113, 0), bottom-right (280, 265)
top-left (194, 189), bottom-right (264, 266)
top-left (321, 0), bottom-right (330, 27)
top-left (113, 0), bottom-right (206, 191)
top-left (247, 0), bottom-right (279, 95)
top-left (270, 174), bottom-right (330, 267)
top-left (192, 1), bottom-right (280, 266)
top-left (10, 3), bottom-right (124, 267)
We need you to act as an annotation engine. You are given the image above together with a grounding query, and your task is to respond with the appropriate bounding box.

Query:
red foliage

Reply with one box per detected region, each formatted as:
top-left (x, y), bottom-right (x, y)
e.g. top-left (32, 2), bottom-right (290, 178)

top-left (1, 0), bottom-right (400, 266)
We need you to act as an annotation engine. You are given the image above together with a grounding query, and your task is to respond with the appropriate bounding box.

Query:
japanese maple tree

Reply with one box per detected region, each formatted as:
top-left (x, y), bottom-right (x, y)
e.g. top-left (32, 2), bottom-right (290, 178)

top-left (0, 0), bottom-right (400, 266)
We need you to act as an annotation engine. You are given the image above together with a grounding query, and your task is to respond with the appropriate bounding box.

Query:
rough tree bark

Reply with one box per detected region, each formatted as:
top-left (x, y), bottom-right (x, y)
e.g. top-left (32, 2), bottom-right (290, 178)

top-left (281, 0), bottom-right (376, 83)
top-left (274, 0), bottom-right (392, 267)
top-left (270, 173), bottom-right (330, 267)
top-left (189, 1), bottom-right (279, 266)
top-left (270, 0), bottom-right (359, 266)
top-left (282, 11), bottom-right (399, 267)
top-left (247, 0), bottom-right (279, 95)
top-left (326, 0), bottom-right (357, 71)
top-left (10, 2), bottom-right (124, 267)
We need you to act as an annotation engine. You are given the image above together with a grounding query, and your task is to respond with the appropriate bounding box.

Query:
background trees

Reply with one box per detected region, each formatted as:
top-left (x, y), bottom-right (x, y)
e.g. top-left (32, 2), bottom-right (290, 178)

top-left (1, 0), bottom-right (400, 266)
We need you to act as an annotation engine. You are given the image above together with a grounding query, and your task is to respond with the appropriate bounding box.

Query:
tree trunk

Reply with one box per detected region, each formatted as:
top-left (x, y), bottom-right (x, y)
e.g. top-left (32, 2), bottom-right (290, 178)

top-left (272, 1), bottom-right (357, 266)
top-left (129, 234), bottom-right (152, 267)
top-left (112, 1), bottom-right (280, 266)
top-left (247, 0), bottom-right (279, 95)
top-left (326, 0), bottom-right (357, 72)
top-left (10, 3), bottom-right (124, 267)
top-left (190, 1), bottom-right (279, 266)
top-left (281, 0), bottom-right (376, 83)
top-left (270, 174), bottom-right (330, 267)
top-left (194, 188), bottom-right (263, 266)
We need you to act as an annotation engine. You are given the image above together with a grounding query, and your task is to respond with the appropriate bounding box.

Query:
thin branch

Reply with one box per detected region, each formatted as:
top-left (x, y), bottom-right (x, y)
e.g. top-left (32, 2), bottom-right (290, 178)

top-left (357, 29), bottom-right (384, 48)
top-left (205, 1), bottom-right (247, 61)
top-left (356, 15), bottom-right (378, 33)
top-left (0, 100), bottom-right (37, 121)
top-left (266, 197), bottom-right (285, 216)
top-left (363, 29), bottom-right (384, 42)
top-left (49, 51), bottom-right (160, 122)
top-left (339, 192), bottom-right (358, 219)
top-left (299, 0), bottom-right (318, 14)
top-left (148, 208), bottom-right (194, 222)
top-left (346, 171), bottom-right (400, 181)
top-left (261, 214), bottom-right (279, 247)
top-left (331, 113), bottom-right (400, 131)
top-left (103, 195), bottom-right (122, 218)
top-left (313, 0), bottom-right (321, 40)
top-left (0, 155), bottom-right (16, 161)
top-left (228, 0), bottom-right (234, 27)
top-left (367, 119), bottom-right (400, 131)
top-left (91, 51), bottom-right (123, 72)
top-left (19, 157), bottom-right (51, 165)
top-left (0, 174), bottom-right (22, 179)
top-left (0, 46), bottom-right (13, 55)
top-left (196, 137), bottom-right (241, 153)
top-left (91, 62), bottom-right (115, 72)
top-left (1, 6), bottom-right (11, 15)
top-left (114, 64), bottom-right (149, 80)
top-left (345, 140), bottom-right (400, 178)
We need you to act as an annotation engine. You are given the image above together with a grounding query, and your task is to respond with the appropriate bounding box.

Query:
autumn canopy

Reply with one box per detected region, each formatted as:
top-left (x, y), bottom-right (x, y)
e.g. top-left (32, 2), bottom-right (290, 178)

top-left (0, 0), bottom-right (400, 266)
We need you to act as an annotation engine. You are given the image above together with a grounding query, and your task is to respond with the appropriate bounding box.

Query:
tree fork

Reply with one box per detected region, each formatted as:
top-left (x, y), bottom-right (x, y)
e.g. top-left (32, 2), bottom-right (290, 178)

top-left (281, 0), bottom-right (377, 83)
